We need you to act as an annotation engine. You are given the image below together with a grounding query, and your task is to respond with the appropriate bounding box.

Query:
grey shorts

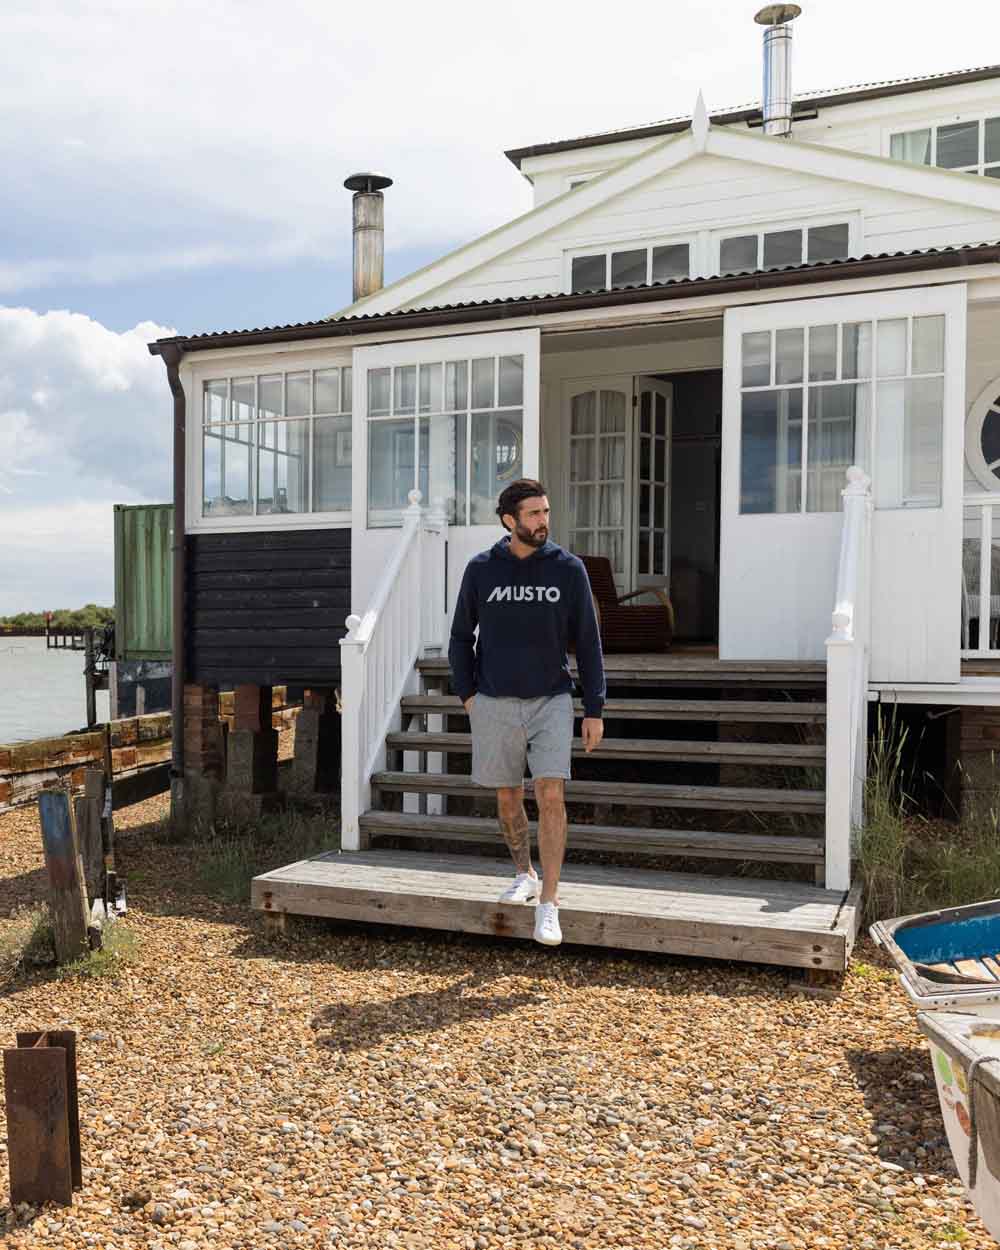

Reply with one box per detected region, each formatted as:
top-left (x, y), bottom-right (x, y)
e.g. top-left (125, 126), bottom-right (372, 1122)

top-left (469, 692), bottom-right (574, 788)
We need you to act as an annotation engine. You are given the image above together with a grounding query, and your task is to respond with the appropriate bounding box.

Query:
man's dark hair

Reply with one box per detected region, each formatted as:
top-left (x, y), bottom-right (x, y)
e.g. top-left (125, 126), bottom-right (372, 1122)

top-left (496, 479), bottom-right (547, 531)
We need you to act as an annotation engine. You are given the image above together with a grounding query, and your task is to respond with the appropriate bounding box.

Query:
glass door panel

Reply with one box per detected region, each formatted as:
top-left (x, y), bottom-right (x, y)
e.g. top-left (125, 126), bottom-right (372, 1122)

top-left (567, 380), bottom-right (633, 593)
top-left (633, 377), bottom-right (672, 591)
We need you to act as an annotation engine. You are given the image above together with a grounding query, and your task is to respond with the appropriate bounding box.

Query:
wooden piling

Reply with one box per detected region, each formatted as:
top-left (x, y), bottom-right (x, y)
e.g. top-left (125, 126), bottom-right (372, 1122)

top-left (38, 791), bottom-right (90, 964)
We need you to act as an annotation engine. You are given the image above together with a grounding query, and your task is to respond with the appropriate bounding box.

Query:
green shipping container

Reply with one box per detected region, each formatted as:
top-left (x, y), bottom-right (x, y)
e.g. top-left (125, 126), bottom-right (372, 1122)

top-left (113, 503), bottom-right (173, 660)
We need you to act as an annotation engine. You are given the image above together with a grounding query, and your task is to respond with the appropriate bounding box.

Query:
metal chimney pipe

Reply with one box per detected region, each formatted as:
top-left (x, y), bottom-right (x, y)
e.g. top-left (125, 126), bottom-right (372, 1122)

top-left (344, 172), bottom-right (393, 301)
top-left (754, 4), bottom-right (801, 138)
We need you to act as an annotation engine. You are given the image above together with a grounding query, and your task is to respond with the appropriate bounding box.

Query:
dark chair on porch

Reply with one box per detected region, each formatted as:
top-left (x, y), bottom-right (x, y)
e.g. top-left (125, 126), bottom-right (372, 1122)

top-left (578, 555), bottom-right (675, 654)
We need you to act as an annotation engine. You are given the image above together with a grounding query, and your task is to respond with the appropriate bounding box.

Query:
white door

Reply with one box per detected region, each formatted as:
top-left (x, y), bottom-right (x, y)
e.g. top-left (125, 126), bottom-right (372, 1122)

top-left (565, 377), bottom-right (634, 594)
top-left (721, 284), bottom-right (966, 680)
top-left (564, 375), bottom-right (673, 597)
top-left (350, 328), bottom-right (541, 619)
top-left (633, 376), bottom-right (672, 595)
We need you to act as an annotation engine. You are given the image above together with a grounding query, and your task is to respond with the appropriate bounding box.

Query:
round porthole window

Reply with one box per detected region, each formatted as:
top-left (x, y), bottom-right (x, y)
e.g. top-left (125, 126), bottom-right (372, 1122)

top-left (966, 377), bottom-right (1000, 491)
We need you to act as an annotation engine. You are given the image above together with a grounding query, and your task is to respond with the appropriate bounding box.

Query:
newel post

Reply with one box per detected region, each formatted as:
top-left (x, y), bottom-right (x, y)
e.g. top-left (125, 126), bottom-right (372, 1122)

top-left (422, 495), bottom-right (449, 653)
top-left (824, 465), bottom-right (872, 893)
top-left (339, 613), bottom-right (365, 850)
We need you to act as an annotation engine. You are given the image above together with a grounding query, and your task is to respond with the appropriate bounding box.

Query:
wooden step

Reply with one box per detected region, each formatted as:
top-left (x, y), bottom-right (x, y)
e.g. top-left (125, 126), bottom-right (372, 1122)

top-left (386, 731), bottom-right (825, 768)
top-left (250, 850), bottom-right (859, 971)
top-left (400, 694), bottom-right (827, 724)
top-left (359, 810), bottom-right (825, 864)
top-left (417, 656), bottom-right (826, 688)
top-left (371, 771), bottom-right (825, 814)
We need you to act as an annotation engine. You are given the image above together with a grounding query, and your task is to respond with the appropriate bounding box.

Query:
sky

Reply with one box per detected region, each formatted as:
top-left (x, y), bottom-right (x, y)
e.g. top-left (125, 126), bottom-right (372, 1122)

top-left (2, 0), bottom-right (1000, 614)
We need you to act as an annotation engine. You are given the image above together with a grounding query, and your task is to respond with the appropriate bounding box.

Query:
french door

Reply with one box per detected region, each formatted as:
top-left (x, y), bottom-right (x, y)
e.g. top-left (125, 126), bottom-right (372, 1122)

top-left (721, 284), bottom-right (966, 679)
top-left (565, 375), bottom-right (672, 596)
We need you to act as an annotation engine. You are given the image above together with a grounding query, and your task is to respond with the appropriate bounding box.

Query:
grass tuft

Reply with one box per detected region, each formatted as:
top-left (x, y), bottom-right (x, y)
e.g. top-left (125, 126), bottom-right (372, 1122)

top-left (0, 904), bottom-right (57, 980)
top-left (193, 801), bottom-right (341, 904)
top-left (57, 919), bottom-right (140, 981)
top-left (857, 708), bottom-right (1000, 926)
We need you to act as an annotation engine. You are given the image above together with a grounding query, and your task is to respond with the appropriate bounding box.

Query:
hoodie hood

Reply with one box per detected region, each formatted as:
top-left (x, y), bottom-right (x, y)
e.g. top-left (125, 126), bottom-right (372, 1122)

top-left (491, 536), bottom-right (561, 561)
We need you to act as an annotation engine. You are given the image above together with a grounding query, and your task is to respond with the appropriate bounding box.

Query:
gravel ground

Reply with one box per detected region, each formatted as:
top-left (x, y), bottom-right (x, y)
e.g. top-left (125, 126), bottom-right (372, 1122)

top-left (0, 794), bottom-right (992, 1250)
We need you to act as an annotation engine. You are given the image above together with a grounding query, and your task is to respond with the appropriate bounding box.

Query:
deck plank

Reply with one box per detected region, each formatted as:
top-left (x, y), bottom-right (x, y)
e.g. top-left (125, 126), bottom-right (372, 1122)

top-left (251, 851), bottom-right (855, 971)
top-left (400, 695), bottom-right (828, 724)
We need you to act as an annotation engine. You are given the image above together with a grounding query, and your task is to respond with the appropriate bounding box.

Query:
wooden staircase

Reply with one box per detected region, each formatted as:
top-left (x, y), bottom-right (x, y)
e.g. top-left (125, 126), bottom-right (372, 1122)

top-left (253, 654), bottom-right (860, 971)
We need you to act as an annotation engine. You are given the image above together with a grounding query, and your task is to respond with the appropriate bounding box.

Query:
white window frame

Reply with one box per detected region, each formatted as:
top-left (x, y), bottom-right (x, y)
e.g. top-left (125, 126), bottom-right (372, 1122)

top-left (884, 111), bottom-right (1000, 176)
top-left (352, 329), bottom-right (541, 534)
top-left (185, 350), bottom-right (354, 534)
top-left (563, 233), bottom-right (698, 294)
top-left (712, 214), bottom-right (860, 277)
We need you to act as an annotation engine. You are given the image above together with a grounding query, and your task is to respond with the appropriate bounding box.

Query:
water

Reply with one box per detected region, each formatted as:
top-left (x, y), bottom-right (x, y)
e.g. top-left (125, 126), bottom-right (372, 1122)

top-left (0, 636), bottom-right (110, 744)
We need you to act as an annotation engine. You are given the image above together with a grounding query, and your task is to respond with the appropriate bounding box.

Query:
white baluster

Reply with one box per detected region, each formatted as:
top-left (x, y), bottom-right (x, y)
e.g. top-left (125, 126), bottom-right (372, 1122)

top-left (339, 613), bottom-right (365, 850)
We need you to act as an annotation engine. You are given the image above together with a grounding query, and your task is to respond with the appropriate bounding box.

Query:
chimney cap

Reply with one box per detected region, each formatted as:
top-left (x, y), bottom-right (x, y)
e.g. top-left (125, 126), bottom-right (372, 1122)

top-left (344, 172), bottom-right (394, 193)
top-left (754, 3), bottom-right (801, 24)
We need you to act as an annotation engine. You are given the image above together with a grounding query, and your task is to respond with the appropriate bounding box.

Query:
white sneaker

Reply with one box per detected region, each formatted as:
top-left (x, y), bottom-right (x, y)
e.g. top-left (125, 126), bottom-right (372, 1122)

top-left (534, 901), bottom-right (562, 946)
top-left (499, 872), bottom-right (540, 904)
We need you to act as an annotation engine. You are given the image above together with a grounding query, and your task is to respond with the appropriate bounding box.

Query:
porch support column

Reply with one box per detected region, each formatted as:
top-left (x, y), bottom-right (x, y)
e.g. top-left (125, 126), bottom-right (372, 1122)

top-left (289, 688), bottom-right (341, 799)
top-left (959, 705), bottom-right (1000, 821)
top-left (222, 684), bottom-right (279, 822)
top-left (177, 682), bottom-right (224, 832)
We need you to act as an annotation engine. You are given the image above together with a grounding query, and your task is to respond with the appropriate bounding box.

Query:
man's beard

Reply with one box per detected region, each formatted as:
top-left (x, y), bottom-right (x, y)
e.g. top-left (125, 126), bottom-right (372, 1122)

top-left (515, 522), bottom-right (548, 548)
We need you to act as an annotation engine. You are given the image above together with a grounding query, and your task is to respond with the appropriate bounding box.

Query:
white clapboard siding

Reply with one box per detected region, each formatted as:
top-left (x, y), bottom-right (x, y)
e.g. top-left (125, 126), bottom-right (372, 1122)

top-left (419, 153), bottom-right (1000, 310)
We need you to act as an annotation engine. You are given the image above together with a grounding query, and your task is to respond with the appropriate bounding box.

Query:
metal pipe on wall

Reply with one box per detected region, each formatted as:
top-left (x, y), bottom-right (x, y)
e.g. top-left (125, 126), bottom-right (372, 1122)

top-left (158, 344), bottom-right (186, 791)
top-left (344, 173), bottom-right (393, 301)
top-left (754, 4), bottom-right (801, 138)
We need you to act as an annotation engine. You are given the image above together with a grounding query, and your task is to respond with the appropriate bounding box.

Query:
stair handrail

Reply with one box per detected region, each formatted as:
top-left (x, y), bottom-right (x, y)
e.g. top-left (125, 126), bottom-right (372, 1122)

top-left (340, 490), bottom-right (448, 849)
top-left (824, 465), bottom-right (872, 892)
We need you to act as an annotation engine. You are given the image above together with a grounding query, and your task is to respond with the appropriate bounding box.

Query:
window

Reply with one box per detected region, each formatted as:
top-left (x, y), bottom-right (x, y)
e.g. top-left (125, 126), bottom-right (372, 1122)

top-left (738, 314), bottom-right (945, 514)
top-left (720, 223), bottom-right (849, 276)
top-left (965, 377), bottom-right (1000, 491)
top-left (366, 354), bottom-right (524, 527)
top-left (570, 241), bottom-right (691, 293)
top-left (891, 115), bottom-right (1000, 177)
top-left (201, 367), bottom-right (352, 518)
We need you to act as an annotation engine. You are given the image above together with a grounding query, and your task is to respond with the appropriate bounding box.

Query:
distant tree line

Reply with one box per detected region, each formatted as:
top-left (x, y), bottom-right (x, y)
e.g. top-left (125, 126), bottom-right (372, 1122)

top-left (0, 605), bottom-right (114, 634)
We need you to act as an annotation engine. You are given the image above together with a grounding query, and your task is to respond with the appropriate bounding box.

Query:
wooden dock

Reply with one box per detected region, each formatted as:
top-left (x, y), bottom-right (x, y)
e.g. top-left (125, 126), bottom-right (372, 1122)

top-left (251, 850), bottom-right (860, 971)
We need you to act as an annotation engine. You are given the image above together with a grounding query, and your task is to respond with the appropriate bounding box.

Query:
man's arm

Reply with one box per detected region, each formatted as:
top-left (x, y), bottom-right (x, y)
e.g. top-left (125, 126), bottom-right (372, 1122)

top-left (572, 563), bottom-right (606, 750)
top-left (448, 565), bottom-right (479, 707)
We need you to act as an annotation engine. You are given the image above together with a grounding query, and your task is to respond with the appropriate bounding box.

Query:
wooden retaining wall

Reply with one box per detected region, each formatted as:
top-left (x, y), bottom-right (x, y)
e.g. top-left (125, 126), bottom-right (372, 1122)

top-left (0, 688), bottom-right (301, 812)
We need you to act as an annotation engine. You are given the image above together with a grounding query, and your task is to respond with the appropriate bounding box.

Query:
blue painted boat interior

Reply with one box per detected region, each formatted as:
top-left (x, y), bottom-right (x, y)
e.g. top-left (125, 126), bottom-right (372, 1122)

top-left (895, 913), bottom-right (1000, 965)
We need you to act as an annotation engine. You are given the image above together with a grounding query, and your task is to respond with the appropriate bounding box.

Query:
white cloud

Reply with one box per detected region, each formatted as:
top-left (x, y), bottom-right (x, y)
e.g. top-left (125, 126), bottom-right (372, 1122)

top-left (0, 307), bottom-right (174, 610)
top-left (4, 0), bottom-right (1000, 298)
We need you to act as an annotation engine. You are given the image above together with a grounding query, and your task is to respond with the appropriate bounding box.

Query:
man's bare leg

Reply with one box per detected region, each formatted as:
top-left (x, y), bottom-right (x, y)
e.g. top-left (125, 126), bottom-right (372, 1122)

top-left (496, 785), bottom-right (534, 877)
top-left (534, 777), bottom-right (567, 905)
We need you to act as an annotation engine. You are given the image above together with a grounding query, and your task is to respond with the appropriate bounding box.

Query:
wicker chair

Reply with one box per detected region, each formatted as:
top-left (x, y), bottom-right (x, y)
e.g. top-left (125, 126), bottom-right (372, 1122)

top-left (579, 555), bottom-right (675, 654)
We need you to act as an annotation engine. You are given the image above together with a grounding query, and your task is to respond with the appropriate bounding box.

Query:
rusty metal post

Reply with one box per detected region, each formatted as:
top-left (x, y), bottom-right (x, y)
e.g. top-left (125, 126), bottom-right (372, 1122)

top-left (3, 1030), bottom-right (81, 1206)
top-left (84, 627), bottom-right (97, 728)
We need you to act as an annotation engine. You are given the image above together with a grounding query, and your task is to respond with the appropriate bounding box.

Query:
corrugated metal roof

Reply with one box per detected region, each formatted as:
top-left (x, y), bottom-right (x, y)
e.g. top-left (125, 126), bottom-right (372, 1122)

top-left (148, 239), bottom-right (1000, 356)
top-left (505, 64), bottom-right (1000, 167)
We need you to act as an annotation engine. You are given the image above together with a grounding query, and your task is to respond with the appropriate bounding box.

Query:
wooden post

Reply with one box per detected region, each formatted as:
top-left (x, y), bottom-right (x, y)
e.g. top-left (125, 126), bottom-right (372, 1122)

top-left (38, 791), bottom-right (90, 964)
top-left (84, 628), bottom-right (97, 728)
top-left (4, 1030), bottom-right (81, 1206)
top-left (74, 770), bottom-right (105, 906)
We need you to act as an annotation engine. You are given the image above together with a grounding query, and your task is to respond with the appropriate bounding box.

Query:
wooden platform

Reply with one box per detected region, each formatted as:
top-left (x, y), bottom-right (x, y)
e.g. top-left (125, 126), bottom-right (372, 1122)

top-left (251, 850), bottom-right (860, 971)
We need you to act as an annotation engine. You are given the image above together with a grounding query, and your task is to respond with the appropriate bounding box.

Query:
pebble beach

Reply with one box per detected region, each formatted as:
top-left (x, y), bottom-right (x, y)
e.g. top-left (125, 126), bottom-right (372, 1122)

top-left (0, 794), bottom-right (992, 1249)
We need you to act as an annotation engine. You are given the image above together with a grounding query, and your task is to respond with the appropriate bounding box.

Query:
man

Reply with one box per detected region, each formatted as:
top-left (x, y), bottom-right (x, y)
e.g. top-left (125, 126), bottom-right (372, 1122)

top-left (448, 479), bottom-right (605, 947)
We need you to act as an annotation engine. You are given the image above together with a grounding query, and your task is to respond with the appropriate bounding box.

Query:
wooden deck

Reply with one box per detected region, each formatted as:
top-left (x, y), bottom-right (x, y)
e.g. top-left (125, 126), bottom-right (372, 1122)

top-left (251, 850), bottom-right (860, 972)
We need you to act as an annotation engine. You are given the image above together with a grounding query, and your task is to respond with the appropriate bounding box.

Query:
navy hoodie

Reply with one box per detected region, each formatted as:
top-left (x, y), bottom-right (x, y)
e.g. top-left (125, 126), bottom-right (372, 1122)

top-left (448, 538), bottom-right (606, 717)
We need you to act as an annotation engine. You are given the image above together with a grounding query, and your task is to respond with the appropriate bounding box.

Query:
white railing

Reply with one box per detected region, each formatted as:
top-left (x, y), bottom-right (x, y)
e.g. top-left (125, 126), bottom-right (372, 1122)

top-left (962, 493), bottom-right (1000, 659)
top-left (825, 465), bottom-right (873, 893)
top-left (339, 490), bottom-right (448, 850)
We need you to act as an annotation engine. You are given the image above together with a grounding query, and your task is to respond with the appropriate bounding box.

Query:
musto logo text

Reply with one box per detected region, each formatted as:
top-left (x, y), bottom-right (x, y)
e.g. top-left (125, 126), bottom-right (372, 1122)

top-left (486, 586), bottom-right (562, 604)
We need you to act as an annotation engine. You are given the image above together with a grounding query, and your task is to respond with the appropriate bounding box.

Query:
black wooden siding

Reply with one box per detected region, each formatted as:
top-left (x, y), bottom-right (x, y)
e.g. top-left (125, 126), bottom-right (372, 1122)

top-left (187, 529), bottom-right (350, 688)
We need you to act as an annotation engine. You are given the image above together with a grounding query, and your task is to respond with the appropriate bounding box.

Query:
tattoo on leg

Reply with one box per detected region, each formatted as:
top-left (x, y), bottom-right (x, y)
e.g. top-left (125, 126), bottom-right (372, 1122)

top-left (499, 805), bottom-right (532, 875)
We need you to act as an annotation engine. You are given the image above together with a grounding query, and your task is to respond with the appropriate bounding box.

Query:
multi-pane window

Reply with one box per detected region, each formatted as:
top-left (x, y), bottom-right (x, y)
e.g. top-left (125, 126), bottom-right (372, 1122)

top-left (570, 242), bottom-right (690, 293)
top-left (201, 368), bottom-right (352, 517)
top-left (739, 315), bottom-right (945, 514)
top-left (891, 117), bottom-right (1000, 177)
top-left (720, 223), bottom-right (850, 276)
top-left (366, 355), bottom-right (524, 527)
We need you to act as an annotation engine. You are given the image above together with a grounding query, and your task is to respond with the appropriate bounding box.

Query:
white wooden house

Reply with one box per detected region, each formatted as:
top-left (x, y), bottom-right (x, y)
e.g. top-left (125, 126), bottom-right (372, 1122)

top-left (151, 9), bottom-right (1000, 969)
